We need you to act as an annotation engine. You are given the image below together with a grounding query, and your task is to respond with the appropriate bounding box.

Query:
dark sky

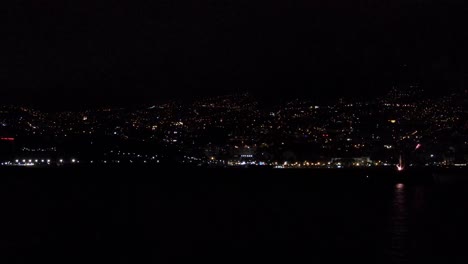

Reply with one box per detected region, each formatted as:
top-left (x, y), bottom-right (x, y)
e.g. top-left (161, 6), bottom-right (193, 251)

top-left (2, 0), bottom-right (468, 109)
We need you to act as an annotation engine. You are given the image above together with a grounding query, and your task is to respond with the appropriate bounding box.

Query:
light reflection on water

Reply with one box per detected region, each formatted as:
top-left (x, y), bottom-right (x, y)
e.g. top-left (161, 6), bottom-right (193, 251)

top-left (388, 183), bottom-right (409, 263)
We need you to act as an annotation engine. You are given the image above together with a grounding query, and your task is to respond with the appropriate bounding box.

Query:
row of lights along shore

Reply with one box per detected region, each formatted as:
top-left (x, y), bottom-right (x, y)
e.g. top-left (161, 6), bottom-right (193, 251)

top-left (12, 159), bottom-right (78, 164)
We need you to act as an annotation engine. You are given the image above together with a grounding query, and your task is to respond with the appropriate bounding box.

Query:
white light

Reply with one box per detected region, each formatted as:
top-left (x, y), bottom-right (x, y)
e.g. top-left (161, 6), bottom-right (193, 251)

top-left (15, 160), bottom-right (19, 163)
top-left (59, 159), bottom-right (63, 163)
top-left (47, 159), bottom-right (51, 163)
top-left (71, 159), bottom-right (76, 163)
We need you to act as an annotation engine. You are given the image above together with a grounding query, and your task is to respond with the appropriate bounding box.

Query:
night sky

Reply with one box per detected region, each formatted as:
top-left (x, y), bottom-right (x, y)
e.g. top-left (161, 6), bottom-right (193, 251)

top-left (2, 0), bottom-right (468, 109)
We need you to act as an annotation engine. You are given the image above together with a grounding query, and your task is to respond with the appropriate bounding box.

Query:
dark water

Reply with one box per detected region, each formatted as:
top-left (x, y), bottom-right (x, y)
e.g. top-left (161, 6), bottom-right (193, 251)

top-left (0, 168), bottom-right (467, 263)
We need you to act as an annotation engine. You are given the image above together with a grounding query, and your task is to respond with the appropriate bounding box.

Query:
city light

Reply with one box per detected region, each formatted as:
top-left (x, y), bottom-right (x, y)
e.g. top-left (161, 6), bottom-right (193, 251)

top-left (0, 90), bottom-right (465, 169)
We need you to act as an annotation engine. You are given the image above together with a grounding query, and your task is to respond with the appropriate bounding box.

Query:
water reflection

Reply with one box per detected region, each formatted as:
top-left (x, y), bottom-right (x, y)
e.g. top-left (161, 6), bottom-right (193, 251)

top-left (389, 183), bottom-right (409, 263)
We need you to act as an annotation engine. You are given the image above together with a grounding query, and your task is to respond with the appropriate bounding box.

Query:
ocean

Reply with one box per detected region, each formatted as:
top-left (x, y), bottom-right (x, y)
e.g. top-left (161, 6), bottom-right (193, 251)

top-left (0, 167), bottom-right (467, 263)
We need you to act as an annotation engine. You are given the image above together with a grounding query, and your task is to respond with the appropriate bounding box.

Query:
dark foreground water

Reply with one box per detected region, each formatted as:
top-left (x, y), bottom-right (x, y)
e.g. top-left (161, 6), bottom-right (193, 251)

top-left (0, 167), bottom-right (467, 263)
